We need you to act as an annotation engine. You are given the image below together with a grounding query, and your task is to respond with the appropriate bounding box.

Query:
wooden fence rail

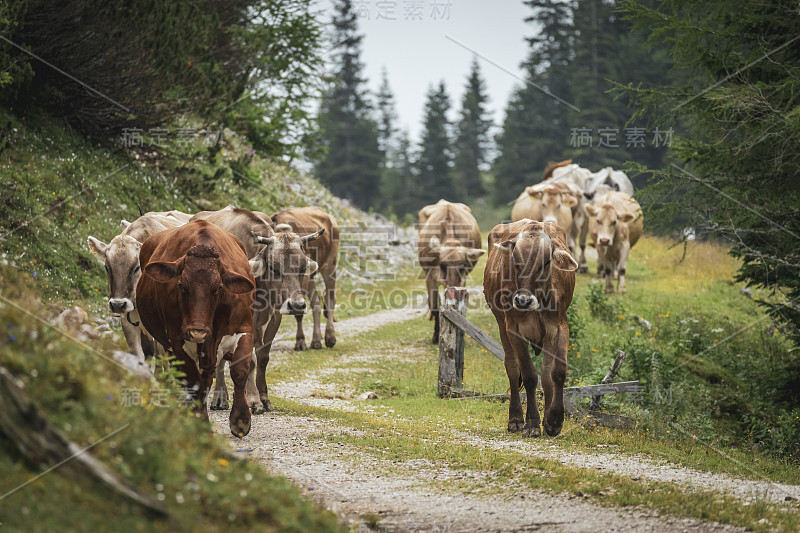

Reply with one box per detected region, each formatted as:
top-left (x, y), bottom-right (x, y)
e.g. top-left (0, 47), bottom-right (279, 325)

top-left (437, 287), bottom-right (638, 429)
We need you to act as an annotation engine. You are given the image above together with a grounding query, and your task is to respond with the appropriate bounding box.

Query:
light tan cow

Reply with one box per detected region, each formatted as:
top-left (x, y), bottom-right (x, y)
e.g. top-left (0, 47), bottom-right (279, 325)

top-left (585, 191), bottom-right (643, 294)
top-left (511, 182), bottom-right (579, 257)
top-left (88, 211), bottom-right (191, 360)
top-left (418, 199), bottom-right (484, 344)
top-left (271, 207), bottom-right (340, 351)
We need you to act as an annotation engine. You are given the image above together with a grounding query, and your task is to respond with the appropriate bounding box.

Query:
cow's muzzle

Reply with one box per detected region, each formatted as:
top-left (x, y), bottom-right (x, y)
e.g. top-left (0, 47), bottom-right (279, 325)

top-left (183, 328), bottom-right (210, 343)
top-left (598, 237), bottom-right (612, 246)
top-left (280, 298), bottom-right (307, 315)
top-left (108, 298), bottom-right (134, 315)
top-left (512, 292), bottom-right (540, 312)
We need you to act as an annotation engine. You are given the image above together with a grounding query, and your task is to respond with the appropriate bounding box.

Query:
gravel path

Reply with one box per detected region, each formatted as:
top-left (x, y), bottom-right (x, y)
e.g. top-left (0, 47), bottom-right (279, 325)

top-left (211, 413), bottom-right (743, 533)
top-left (210, 303), bottom-right (796, 531)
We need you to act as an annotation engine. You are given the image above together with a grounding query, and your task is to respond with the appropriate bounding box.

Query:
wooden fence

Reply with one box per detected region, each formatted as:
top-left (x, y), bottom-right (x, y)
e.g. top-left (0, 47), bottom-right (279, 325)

top-left (436, 287), bottom-right (639, 429)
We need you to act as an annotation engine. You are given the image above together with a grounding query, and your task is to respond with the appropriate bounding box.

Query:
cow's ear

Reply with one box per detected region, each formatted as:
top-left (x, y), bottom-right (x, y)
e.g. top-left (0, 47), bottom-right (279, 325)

top-left (585, 204), bottom-right (598, 216)
top-left (249, 259), bottom-right (265, 278)
top-left (563, 194), bottom-right (578, 208)
top-left (527, 188), bottom-right (543, 199)
top-left (618, 212), bottom-right (635, 223)
top-left (120, 220), bottom-right (131, 231)
top-left (466, 248), bottom-right (485, 264)
top-left (493, 240), bottom-right (515, 253)
top-left (553, 249), bottom-right (579, 271)
top-left (145, 260), bottom-right (180, 283)
top-left (306, 260), bottom-right (319, 277)
top-left (222, 272), bottom-right (255, 294)
top-left (87, 236), bottom-right (107, 263)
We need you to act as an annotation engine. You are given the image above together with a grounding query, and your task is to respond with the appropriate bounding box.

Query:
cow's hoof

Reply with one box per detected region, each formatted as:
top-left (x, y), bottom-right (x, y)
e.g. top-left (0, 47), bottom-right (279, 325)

top-left (578, 265), bottom-right (588, 274)
top-left (543, 421), bottom-right (562, 437)
top-left (261, 399), bottom-right (275, 412)
top-left (507, 419), bottom-right (524, 433)
top-left (523, 426), bottom-right (542, 438)
top-left (310, 340), bottom-right (323, 350)
top-left (230, 418), bottom-right (251, 439)
top-left (431, 335), bottom-right (439, 345)
top-left (605, 287), bottom-right (615, 295)
top-left (210, 398), bottom-right (229, 410)
top-left (249, 399), bottom-right (266, 415)
top-left (619, 287), bottom-right (627, 295)
top-left (325, 336), bottom-right (336, 348)
top-left (294, 340), bottom-right (307, 351)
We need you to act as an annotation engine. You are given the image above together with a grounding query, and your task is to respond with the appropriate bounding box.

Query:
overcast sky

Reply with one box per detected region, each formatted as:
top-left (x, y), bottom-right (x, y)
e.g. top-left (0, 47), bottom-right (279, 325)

top-left (314, 0), bottom-right (533, 144)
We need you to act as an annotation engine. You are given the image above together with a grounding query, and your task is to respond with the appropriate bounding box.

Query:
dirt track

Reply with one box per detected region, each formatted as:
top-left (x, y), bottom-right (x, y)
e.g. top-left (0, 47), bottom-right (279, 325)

top-left (208, 307), bottom-right (800, 532)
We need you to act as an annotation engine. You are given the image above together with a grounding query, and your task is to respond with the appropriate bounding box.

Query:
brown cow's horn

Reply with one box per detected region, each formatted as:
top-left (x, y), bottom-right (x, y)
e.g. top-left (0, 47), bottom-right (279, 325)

top-left (300, 228), bottom-right (324, 243)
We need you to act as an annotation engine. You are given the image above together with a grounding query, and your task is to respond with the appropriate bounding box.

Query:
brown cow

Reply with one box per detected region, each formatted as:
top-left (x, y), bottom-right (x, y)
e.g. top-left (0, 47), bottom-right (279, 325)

top-left (418, 199), bottom-right (484, 344)
top-left (136, 220), bottom-right (256, 437)
top-left (585, 191), bottom-right (643, 294)
top-left (271, 207), bottom-right (340, 351)
top-left (542, 159), bottom-right (572, 180)
top-left (484, 219), bottom-right (578, 437)
top-left (190, 206), bottom-right (323, 413)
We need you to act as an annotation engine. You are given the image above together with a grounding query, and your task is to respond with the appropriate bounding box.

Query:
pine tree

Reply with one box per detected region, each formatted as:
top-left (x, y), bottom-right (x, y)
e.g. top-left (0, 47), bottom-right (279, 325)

top-left (381, 129), bottom-right (417, 217)
top-left (453, 58), bottom-right (492, 200)
top-left (492, 0), bottom-right (573, 205)
top-left (314, 0), bottom-right (382, 210)
top-left (619, 0), bottom-right (800, 348)
top-left (376, 68), bottom-right (397, 168)
top-left (416, 81), bottom-right (454, 205)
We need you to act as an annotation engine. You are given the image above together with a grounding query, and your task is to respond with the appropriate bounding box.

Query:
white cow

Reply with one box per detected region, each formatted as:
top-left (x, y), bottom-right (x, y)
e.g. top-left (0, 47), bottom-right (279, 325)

top-left (88, 210), bottom-right (191, 360)
top-left (584, 167), bottom-right (634, 200)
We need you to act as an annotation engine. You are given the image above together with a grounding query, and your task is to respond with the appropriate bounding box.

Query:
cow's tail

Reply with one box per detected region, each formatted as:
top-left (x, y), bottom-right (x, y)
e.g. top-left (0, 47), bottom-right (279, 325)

top-left (137, 203), bottom-right (144, 217)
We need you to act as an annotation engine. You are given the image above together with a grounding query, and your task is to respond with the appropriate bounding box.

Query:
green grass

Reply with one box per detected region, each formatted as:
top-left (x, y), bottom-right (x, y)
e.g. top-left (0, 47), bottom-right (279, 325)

top-left (0, 267), bottom-right (344, 532)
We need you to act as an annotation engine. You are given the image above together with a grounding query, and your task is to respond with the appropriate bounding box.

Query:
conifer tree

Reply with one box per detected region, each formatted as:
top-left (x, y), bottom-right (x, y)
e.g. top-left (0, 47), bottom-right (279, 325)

top-left (416, 82), bottom-right (454, 205)
top-left (453, 58), bottom-right (492, 200)
top-left (315, 0), bottom-right (381, 209)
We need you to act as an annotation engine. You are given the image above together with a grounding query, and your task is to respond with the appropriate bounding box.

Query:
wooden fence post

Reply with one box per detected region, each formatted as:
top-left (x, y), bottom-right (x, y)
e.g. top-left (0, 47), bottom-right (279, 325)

top-left (438, 287), bottom-right (468, 398)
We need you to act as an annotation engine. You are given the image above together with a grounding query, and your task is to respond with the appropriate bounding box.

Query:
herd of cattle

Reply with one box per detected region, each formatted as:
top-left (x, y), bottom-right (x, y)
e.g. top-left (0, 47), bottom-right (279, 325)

top-left (86, 159), bottom-right (642, 439)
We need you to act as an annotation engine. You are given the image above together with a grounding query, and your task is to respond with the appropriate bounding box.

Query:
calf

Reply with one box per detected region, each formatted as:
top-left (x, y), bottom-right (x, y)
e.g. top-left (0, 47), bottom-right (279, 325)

top-left (88, 211), bottom-right (190, 360)
top-left (585, 191), bottom-right (643, 294)
top-left (271, 207), bottom-right (340, 351)
top-left (136, 220), bottom-right (255, 437)
top-left (190, 206), bottom-right (322, 413)
top-left (484, 219), bottom-right (577, 437)
top-left (418, 199), bottom-right (485, 344)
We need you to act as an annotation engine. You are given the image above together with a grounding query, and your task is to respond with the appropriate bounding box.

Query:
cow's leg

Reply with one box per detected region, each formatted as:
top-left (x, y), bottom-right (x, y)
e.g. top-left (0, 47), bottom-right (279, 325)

top-left (426, 268), bottom-right (441, 344)
top-left (617, 242), bottom-right (631, 294)
top-left (517, 338), bottom-right (542, 438)
top-left (577, 213), bottom-right (589, 273)
top-left (307, 277), bottom-right (323, 349)
top-left (322, 267), bottom-right (337, 348)
top-left (256, 313), bottom-right (281, 412)
top-left (542, 326), bottom-right (568, 437)
top-left (598, 249), bottom-right (614, 294)
top-left (293, 314), bottom-right (307, 351)
top-left (228, 333), bottom-right (253, 438)
top-left (210, 361), bottom-right (229, 410)
top-left (497, 325), bottom-right (525, 433)
top-left (245, 349), bottom-right (262, 413)
top-left (121, 313), bottom-right (145, 361)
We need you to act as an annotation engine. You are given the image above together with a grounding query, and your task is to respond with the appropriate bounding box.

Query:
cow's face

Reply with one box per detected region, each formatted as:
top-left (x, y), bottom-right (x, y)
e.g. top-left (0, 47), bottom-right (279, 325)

top-left (527, 186), bottom-right (577, 224)
top-left (428, 236), bottom-right (485, 288)
top-left (249, 229), bottom-right (322, 315)
top-left (145, 245), bottom-right (254, 343)
top-left (585, 204), bottom-right (635, 247)
top-left (495, 224), bottom-right (578, 312)
top-left (88, 234), bottom-right (142, 315)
